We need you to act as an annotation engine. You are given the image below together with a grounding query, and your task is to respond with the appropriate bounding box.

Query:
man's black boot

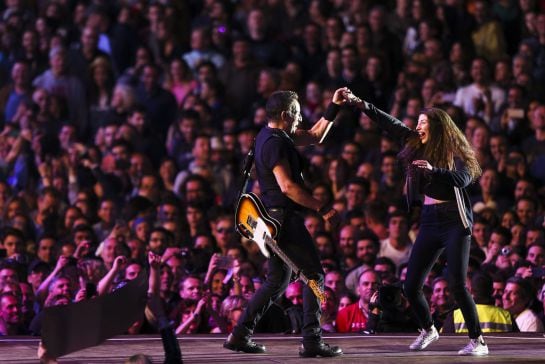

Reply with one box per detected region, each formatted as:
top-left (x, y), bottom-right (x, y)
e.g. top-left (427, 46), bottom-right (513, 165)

top-left (299, 342), bottom-right (343, 357)
top-left (223, 333), bottom-right (266, 354)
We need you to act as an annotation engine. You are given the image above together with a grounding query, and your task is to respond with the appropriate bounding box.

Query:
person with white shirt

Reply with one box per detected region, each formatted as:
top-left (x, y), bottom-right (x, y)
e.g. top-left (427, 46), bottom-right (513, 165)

top-left (502, 276), bottom-right (544, 332)
top-left (454, 57), bottom-right (505, 124)
top-left (379, 210), bottom-right (413, 271)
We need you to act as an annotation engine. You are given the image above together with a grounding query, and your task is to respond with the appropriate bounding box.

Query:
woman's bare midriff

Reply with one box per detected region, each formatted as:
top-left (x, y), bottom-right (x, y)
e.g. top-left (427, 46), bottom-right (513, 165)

top-left (423, 195), bottom-right (449, 205)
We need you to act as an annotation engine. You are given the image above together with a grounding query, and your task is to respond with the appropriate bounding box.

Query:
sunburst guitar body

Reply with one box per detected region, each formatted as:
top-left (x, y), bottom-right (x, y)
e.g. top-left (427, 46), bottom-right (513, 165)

top-left (234, 192), bottom-right (326, 303)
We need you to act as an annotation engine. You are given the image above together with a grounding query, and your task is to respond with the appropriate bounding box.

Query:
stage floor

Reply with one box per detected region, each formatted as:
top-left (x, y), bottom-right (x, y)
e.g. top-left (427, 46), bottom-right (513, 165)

top-left (1, 333), bottom-right (544, 363)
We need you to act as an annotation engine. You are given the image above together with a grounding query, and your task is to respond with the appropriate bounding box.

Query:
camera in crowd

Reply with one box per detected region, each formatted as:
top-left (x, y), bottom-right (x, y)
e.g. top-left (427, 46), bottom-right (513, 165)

top-left (377, 284), bottom-right (404, 311)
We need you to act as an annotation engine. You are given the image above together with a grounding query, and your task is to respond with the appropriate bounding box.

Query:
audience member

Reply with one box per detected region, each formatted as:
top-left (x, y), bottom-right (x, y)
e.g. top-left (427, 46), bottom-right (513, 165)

top-left (0, 0), bottom-right (543, 341)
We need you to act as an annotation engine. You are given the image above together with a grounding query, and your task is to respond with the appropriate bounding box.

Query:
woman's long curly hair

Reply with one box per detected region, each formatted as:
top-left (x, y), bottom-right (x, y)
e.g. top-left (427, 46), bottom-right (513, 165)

top-left (398, 108), bottom-right (482, 180)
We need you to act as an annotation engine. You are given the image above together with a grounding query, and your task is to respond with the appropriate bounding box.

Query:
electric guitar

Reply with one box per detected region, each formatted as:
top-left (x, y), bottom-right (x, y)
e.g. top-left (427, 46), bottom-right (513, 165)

top-left (235, 192), bottom-right (326, 303)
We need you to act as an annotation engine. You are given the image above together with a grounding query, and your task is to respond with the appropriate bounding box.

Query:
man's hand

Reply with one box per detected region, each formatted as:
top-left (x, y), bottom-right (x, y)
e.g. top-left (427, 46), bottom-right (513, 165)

top-left (332, 87), bottom-right (350, 105)
top-left (74, 288), bottom-right (87, 302)
top-left (112, 256), bottom-right (127, 272)
top-left (208, 253), bottom-right (220, 272)
top-left (204, 253), bottom-right (220, 284)
top-left (194, 295), bottom-right (208, 315)
top-left (369, 290), bottom-right (381, 313)
top-left (73, 241), bottom-right (91, 259)
top-left (161, 247), bottom-right (180, 262)
top-left (54, 256), bottom-right (70, 273)
top-left (148, 251), bottom-right (161, 270)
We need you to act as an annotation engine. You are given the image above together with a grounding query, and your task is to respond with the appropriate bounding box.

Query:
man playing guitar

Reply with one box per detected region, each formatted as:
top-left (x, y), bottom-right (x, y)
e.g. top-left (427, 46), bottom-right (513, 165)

top-left (224, 88), bottom-right (350, 357)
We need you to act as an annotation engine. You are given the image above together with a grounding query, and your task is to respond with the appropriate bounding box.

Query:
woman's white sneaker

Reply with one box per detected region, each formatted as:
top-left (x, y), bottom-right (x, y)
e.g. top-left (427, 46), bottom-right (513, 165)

top-left (409, 326), bottom-right (439, 351)
top-left (458, 336), bottom-right (489, 356)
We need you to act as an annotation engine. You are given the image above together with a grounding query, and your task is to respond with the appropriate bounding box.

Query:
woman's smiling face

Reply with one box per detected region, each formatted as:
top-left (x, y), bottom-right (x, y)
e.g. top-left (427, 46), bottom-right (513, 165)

top-left (416, 113), bottom-right (430, 144)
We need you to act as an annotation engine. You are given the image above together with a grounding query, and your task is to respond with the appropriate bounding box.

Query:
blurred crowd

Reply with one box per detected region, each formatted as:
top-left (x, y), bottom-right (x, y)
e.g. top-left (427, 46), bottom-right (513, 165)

top-left (1, 0), bottom-right (545, 337)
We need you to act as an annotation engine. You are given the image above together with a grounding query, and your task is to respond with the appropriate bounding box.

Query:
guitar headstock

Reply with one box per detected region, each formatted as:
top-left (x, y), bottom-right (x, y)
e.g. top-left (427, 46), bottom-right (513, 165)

top-left (308, 280), bottom-right (326, 304)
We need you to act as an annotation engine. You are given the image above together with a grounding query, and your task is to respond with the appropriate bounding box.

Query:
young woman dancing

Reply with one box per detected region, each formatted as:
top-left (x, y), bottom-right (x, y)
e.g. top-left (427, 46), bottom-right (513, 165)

top-left (350, 94), bottom-right (488, 356)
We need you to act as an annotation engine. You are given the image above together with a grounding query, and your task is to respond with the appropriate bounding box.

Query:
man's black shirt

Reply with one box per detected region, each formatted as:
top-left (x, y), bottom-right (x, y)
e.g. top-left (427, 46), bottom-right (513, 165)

top-left (255, 126), bottom-right (304, 209)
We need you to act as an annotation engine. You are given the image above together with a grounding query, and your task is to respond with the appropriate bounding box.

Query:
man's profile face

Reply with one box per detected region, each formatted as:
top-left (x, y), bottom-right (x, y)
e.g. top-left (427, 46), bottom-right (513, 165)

top-left (287, 101), bottom-right (302, 135)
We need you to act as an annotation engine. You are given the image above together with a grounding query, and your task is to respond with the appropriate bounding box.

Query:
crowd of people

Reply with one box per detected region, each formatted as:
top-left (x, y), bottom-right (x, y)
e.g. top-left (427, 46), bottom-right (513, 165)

top-left (1, 0), bottom-right (545, 341)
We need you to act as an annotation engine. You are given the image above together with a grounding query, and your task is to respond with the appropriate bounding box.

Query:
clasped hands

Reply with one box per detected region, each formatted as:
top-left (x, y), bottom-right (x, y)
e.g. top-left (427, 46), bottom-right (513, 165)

top-left (333, 87), bottom-right (363, 107)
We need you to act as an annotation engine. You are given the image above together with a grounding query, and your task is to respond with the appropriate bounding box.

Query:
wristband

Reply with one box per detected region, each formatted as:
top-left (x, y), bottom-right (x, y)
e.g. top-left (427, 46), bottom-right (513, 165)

top-left (323, 102), bottom-right (341, 121)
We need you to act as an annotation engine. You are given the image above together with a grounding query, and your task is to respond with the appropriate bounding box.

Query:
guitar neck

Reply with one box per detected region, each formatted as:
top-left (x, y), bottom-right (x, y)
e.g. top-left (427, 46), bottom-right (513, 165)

top-left (263, 234), bottom-right (326, 303)
top-left (264, 236), bottom-right (305, 281)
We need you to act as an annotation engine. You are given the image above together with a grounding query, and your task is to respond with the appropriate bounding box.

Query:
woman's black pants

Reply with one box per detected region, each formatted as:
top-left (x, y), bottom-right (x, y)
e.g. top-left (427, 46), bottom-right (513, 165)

top-left (403, 201), bottom-right (483, 339)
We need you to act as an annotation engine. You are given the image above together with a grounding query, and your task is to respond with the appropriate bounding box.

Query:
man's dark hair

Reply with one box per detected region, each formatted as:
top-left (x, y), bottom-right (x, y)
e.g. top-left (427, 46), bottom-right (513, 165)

top-left (516, 196), bottom-right (537, 211)
top-left (355, 229), bottom-right (380, 249)
top-left (177, 108), bottom-right (200, 123)
top-left (111, 139), bottom-right (133, 155)
top-left (191, 133), bottom-right (211, 148)
top-left (381, 150), bottom-right (399, 161)
top-left (127, 104), bottom-right (147, 118)
top-left (38, 233), bottom-right (58, 244)
top-left (1, 227), bottom-right (24, 243)
top-left (374, 257), bottom-right (396, 274)
top-left (505, 276), bottom-right (534, 304)
top-left (178, 274), bottom-right (202, 290)
top-left (150, 227), bottom-right (174, 244)
top-left (346, 177), bottom-right (370, 196)
top-left (123, 196), bottom-right (155, 221)
top-left (345, 208), bottom-right (365, 221)
top-left (471, 272), bottom-right (494, 304)
top-left (387, 209), bottom-right (409, 224)
top-left (490, 226), bottom-right (512, 245)
top-left (70, 224), bottom-right (97, 245)
top-left (41, 186), bottom-right (59, 200)
top-left (180, 174), bottom-right (215, 208)
top-left (340, 44), bottom-right (358, 56)
top-left (364, 200), bottom-right (389, 224)
top-left (159, 196), bottom-right (182, 209)
top-left (28, 260), bottom-right (51, 275)
top-left (265, 91), bottom-right (298, 121)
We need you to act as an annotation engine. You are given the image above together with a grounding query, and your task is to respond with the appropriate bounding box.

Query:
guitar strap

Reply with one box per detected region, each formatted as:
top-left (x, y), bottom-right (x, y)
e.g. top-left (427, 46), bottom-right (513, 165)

top-left (236, 137), bottom-right (256, 200)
